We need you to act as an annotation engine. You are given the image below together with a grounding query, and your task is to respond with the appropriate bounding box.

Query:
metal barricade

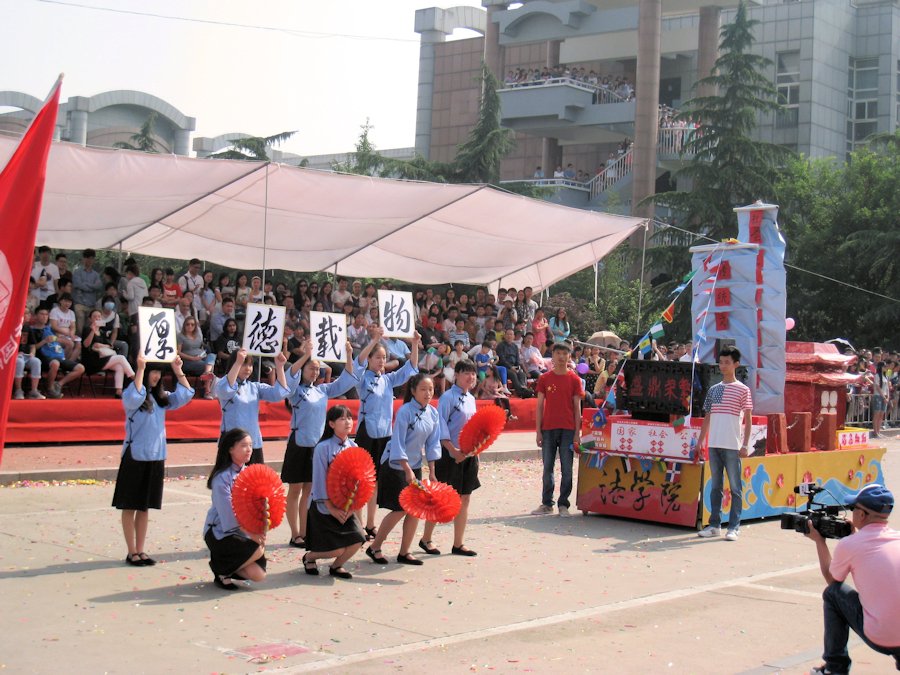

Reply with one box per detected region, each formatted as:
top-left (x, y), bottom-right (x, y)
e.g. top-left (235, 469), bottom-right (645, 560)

top-left (844, 392), bottom-right (872, 428)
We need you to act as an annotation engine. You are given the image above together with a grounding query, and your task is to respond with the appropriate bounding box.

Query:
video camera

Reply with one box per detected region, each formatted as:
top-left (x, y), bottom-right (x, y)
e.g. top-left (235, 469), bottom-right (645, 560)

top-left (780, 483), bottom-right (853, 539)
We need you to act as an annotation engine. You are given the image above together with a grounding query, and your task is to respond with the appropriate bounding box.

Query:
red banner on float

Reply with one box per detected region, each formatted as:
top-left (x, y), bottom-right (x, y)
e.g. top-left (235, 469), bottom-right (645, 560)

top-left (0, 77), bottom-right (62, 462)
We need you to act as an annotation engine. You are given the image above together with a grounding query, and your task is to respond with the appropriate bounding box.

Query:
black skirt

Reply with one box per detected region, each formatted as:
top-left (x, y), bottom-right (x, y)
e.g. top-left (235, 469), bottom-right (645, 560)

top-left (111, 446), bottom-right (165, 511)
top-left (354, 420), bottom-right (390, 469)
top-left (306, 504), bottom-right (365, 553)
top-left (377, 465), bottom-right (421, 512)
top-left (204, 528), bottom-right (266, 577)
top-left (281, 435), bottom-right (314, 483)
top-left (434, 449), bottom-right (480, 496)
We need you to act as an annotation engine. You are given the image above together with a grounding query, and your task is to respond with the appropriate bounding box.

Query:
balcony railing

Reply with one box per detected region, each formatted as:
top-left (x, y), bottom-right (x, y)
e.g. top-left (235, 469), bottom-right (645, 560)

top-left (657, 126), bottom-right (697, 157)
top-left (587, 149), bottom-right (634, 201)
top-left (500, 77), bottom-right (632, 105)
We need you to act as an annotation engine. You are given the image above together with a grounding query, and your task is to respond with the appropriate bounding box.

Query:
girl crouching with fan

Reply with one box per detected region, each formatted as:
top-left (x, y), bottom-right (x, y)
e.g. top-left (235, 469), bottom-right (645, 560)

top-left (302, 405), bottom-right (370, 579)
top-left (113, 352), bottom-right (194, 567)
top-left (367, 373), bottom-right (441, 566)
top-left (203, 429), bottom-right (267, 591)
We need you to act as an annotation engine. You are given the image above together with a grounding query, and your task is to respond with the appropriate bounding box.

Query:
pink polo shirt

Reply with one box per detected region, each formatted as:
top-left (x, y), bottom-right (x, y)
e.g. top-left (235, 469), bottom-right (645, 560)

top-left (830, 522), bottom-right (900, 647)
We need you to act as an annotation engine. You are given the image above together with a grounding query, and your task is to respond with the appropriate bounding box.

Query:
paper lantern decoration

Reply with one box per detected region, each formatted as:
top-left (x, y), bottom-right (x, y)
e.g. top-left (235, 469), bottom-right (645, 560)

top-left (458, 405), bottom-right (507, 456)
top-left (232, 464), bottom-right (287, 534)
top-left (399, 480), bottom-right (461, 523)
top-left (326, 446), bottom-right (376, 512)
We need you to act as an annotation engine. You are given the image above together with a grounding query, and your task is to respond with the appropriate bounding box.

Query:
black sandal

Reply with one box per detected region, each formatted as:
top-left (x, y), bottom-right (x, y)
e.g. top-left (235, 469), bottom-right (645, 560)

top-left (418, 539), bottom-right (441, 555)
top-left (451, 545), bottom-right (477, 557)
top-left (125, 553), bottom-right (143, 567)
top-left (302, 552), bottom-right (319, 576)
top-left (397, 553), bottom-right (424, 566)
top-left (329, 566), bottom-right (353, 579)
top-left (364, 526), bottom-right (377, 541)
top-left (137, 552), bottom-right (156, 566)
top-left (289, 536), bottom-right (306, 548)
top-left (214, 575), bottom-right (240, 591)
top-left (365, 546), bottom-right (388, 565)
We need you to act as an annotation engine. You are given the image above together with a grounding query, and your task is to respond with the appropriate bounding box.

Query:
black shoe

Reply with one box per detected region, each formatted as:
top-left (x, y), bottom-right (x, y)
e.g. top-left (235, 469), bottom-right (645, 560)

top-left (137, 553), bottom-right (156, 566)
top-left (213, 575), bottom-right (240, 591)
top-left (397, 553), bottom-right (424, 566)
top-left (366, 546), bottom-right (388, 564)
top-left (364, 526), bottom-right (377, 541)
top-left (329, 566), bottom-right (353, 579)
top-left (288, 536), bottom-right (306, 548)
top-left (451, 545), bottom-right (477, 557)
top-left (419, 539), bottom-right (441, 555)
top-left (125, 553), bottom-right (144, 567)
top-left (302, 552), bottom-right (319, 576)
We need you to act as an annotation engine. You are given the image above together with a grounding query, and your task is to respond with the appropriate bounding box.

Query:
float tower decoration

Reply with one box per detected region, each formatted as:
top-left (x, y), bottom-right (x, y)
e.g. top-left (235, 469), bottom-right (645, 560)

top-left (689, 202), bottom-right (786, 415)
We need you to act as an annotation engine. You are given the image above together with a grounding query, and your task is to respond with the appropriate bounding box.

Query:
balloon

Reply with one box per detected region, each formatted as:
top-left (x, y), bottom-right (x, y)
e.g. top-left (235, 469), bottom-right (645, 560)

top-left (785, 317), bottom-right (795, 331)
top-left (576, 362), bottom-right (589, 374)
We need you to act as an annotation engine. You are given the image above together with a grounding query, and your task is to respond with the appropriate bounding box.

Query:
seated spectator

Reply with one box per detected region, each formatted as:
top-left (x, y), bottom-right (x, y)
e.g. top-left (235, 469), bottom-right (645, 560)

top-left (382, 336), bottom-right (410, 367)
top-left (248, 275), bottom-right (265, 305)
top-left (81, 309), bottom-right (135, 398)
top-left (43, 276), bottom-right (73, 311)
top-left (476, 365), bottom-right (517, 421)
top-left (209, 296), bottom-right (236, 343)
top-left (177, 316), bottom-right (215, 398)
top-left (146, 285), bottom-right (164, 308)
top-left (497, 328), bottom-right (529, 395)
top-left (420, 314), bottom-right (446, 348)
top-left (234, 273), bottom-right (250, 317)
top-left (30, 306), bottom-right (85, 398)
top-left (448, 318), bottom-right (470, 349)
top-left (49, 292), bottom-right (80, 360)
top-left (520, 332), bottom-right (547, 379)
top-left (348, 312), bottom-right (369, 353)
top-left (174, 295), bottom-right (196, 334)
top-left (443, 339), bottom-right (471, 384)
top-left (13, 309), bottom-right (45, 399)
top-left (214, 318), bottom-right (241, 374)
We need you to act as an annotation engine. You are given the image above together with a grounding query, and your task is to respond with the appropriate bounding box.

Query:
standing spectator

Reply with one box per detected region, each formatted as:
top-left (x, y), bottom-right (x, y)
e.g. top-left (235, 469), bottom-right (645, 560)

top-left (549, 308), bottom-right (571, 344)
top-left (123, 264), bottom-right (148, 319)
top-left (72, 248), bottom-right (103, 334)
top-left (55, 252), bottom-right (72, 286)
top-left (532, 342), bottom-right (583, 516)
top-left (533, 166), bottom-right (544, 179)
top-left (179, 258), bottom-right (205, 322)
top-left (872, 362), bottom-right (890, 438)
top-left (531, 307), bottom-right (549, 350)
top-left (234, 273), bottom-right (250, 318)
top-left (331, 277), bottom-right (352, 309)
top-left (31, 245), bottom-right (59, 303)
top-left (318, 281), bottom-right (335, 312)
top-left (161, 269), bottom-right (182, 308)
top-left (248, 275), bottom-right (265, 305)
top-left (696, 345), bottom-right (753, 541)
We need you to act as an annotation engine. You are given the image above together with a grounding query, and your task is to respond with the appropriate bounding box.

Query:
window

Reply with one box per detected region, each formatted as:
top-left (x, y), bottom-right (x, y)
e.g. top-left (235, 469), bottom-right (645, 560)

top-left (776, 51), bottom-right (800, 129)
top-left (847, 57), bottom-right (879, 155)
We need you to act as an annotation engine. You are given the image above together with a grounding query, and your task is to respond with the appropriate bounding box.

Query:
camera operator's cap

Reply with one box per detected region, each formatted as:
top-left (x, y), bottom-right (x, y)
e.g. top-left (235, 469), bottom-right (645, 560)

top-left (847, 483), bottom-right (894, 514)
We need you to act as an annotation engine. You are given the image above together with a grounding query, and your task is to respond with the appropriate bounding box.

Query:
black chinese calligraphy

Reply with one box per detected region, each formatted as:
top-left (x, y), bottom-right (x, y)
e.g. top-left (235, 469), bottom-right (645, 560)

top-left (313, 313), bottom-right (345, 361)
top-left (246, 307), bottom-right (280, 355)
top-left (381, 294), bottom-right (412, 336)
top-left (144, 311), bottom-right (174, 361)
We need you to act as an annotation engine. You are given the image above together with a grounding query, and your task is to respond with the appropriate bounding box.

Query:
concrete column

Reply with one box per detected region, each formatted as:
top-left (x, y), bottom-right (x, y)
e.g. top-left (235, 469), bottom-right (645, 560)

top-left (546, 39), bottom-right (560, 68)
top-left (68, 96), bottom-right (90, 146)
top-left (414, 30), bottom-right (445, 159)
top-left (631, 0), bottom-right (661, 220)
top-left (697, 6), bottom-right (721, 99)
top-left (483, 2), bottom-right (508, 80)
top-left (174, 129), bottom-right (191, 156)
top-left (541, 137), bottom-right (559, 176)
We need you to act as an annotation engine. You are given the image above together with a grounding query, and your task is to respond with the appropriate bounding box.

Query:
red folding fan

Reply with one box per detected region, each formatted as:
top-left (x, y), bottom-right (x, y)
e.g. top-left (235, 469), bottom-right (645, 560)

top-left (458, 404), bottom-right (507, 456)
top-left (326, 446), bottom-right (377, 512)
top-left (232, 464), bottom-right (287, 534)
top-left (399, 480), bottom-right (462, 523)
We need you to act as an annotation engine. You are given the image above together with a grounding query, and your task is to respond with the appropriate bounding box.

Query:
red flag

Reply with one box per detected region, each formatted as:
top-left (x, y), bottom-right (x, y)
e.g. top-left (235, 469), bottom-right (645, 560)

top-left (0, 77), bottom-right (62, 462)
top-left (661, 302), bottom-right (675, 323)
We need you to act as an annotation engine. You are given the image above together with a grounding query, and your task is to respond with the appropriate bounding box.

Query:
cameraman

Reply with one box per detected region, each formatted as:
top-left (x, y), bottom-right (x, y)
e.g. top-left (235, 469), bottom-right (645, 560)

top-left (806, 484), bottom-right (900, 675)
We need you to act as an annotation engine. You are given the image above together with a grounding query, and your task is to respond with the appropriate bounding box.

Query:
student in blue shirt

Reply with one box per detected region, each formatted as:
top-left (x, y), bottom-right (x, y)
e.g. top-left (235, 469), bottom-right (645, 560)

top-left (420, 360), bottom-right (480, 557)
top-left (203, 428), bottom-right (267, 591)
top-left (282, 337), bottom-right (373, 549)
top-left (354, 326), bottom-right (420, 540)
top-left (215, 347), bottom-right (290, 465)
top-left (302, 405), bottom-right (367, 580)
top-left (112, 352), bottom-right (194, 567)
top-left (366, 373), bottom-right (441, 566)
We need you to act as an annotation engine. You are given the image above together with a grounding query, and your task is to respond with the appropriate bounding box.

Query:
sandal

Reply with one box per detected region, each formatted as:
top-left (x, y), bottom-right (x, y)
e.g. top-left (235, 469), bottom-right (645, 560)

top-left (365, 546), bottom-right (388, 565)
top-left (213, 575), bottom-right (240, 591)
top-left (302, 552), bottom-right (319, 576)
top-left (418, 539), bottom-right (441, 555)
top-left (289, 535), bottom-right (306, 549)
top-left (364, 526), bottom-right (377, 541)
top-left (451, 545), bottom-right (477, 557)
top-left (329, 566), bottom-right (353, 579)
top-left (137, 552), bottom-right (156, 566)
top-left (125, 553), bottom-right (143, 567)
top-left (397, 553), bottom-right (424, 566)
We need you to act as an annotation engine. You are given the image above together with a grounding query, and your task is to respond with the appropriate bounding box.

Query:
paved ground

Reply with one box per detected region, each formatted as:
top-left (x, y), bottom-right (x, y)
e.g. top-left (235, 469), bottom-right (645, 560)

top-left (0, 433), bottom-right (897, 674)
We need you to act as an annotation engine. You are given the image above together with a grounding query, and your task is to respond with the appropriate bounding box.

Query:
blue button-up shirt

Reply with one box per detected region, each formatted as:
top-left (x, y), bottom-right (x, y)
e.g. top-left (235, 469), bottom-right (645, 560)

top-left (203, 464), bottom-right (243, 540)
top-left (121, 381), bottom-right (194, 461)
top-left (310, 435), bottom-right (355, 515)
top-left (215, 377), bottom-right (291, 448)
top-left (285, 368), bottom-right (358, 447)
top-left (354, 358), bottom-right (418, 438)
top-left (382, 401), bottom-right (441, 470)
top-left (438, 384), bottom-right (476, 447)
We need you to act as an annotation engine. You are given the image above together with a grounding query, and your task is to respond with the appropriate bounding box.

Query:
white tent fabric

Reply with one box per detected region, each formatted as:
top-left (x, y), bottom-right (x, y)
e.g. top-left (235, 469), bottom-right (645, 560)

top-left (1, 135), bottom-right (645, 290)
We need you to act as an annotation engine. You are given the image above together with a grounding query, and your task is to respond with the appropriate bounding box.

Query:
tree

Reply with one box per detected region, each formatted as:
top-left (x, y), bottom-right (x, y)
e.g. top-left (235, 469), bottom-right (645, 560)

top-left (208, 131), bottom-right (298, 161)
top-left (113, 112), bottom-right (162, 153)
top-left (774, 136), bottom-right (900, 345)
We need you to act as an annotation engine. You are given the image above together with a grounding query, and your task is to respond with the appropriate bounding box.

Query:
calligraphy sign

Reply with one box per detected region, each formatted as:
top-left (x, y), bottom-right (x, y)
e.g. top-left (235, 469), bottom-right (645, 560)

top-left (138, 306), bottom-right (177, 363)
top-left (377, 290), bottom-right (414, 338)
top-left (242, 302), bottom-right (286, 356)
top-left (310, 311), bottom-right (346, 363)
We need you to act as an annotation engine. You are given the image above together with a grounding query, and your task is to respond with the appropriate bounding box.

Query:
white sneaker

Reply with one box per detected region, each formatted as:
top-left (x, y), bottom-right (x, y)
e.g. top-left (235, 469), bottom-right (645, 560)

top-left (27, 389), bottom-right (46, 400)
top-left (531, 504), bottom-right (553, 515)
top-left (558, 506), bottom-right (570, 517)
top-left (13, 389), bottom-right (24, 400)
top-left (725, 529), bottom-right (739, 541)
top-left (697, 525), bottom-right (721, 538)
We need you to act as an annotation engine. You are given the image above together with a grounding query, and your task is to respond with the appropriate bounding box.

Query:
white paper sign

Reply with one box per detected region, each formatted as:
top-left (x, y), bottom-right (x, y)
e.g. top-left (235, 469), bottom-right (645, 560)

top-left (310, 311), bottom-right (346, 362)
top-left (138, 306), bottom-right (177, 363)
top-left (242, 302), bottom-right (286, 356)
top-left (377, 290), bottom-right (414, 338)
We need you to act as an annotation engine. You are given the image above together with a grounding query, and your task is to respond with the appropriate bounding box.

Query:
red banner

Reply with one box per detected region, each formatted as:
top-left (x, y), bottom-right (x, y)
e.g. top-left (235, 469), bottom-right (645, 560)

top-left (0, 77), bottom-right (62, 461)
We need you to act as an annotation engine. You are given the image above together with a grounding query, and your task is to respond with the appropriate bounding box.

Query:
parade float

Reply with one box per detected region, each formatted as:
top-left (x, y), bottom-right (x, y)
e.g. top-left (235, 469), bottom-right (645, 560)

top-left (575, 202), bottom-right (886, 527)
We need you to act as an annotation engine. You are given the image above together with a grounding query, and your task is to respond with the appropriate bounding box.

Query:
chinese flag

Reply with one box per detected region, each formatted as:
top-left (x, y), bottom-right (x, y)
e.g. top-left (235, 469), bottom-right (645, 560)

top-left (0, 76), bottom-right (62, 462)
top-left (661, 302), bottom-right (675, 323)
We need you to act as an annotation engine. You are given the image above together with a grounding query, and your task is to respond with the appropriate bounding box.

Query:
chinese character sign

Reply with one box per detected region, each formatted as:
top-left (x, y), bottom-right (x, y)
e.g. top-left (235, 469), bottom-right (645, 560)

top-left (242, 303), bottom-right (286, 356)
top-left (377, 290), bottom-right (414, 338)
top-left (310, 311), bottom-right (346, 362)
top-left (138, 307), bottom-right (177, 363)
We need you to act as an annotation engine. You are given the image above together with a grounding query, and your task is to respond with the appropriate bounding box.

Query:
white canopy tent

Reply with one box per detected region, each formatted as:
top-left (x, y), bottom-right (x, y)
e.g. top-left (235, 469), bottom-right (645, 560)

top-left (1, 134), bottom-right (646, 290)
